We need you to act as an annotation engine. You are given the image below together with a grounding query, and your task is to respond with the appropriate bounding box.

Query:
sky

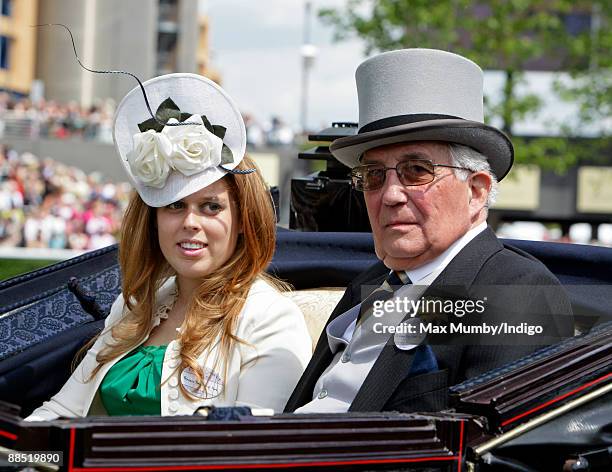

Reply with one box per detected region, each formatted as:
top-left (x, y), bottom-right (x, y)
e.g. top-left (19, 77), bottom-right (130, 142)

top-left (201, 0), bottom-right (584, 135)
top-left (202, 0), bottom-right (362, 132)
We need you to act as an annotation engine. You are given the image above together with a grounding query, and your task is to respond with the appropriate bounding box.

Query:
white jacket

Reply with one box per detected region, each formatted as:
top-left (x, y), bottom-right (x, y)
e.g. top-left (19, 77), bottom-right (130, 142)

top-left (26, 277), bottom-right (312, 420)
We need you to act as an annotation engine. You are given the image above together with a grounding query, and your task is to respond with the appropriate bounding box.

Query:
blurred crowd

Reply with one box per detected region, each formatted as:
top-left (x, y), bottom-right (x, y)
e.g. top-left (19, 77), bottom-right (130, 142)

top-left (497, 221), bottom-right (612, 246)
top-left (0, 95), bottom-right (302, 148)
top-left (0, 145), bottom-right (130, 251)
top-left (2, 98), bottom-right (608, 249)
top-left (0, 93), bottom-right (115, 143)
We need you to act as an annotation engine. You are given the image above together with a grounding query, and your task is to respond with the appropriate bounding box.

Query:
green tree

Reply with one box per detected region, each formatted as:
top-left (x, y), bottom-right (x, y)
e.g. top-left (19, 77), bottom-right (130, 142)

top-left (320, 0), bottom-right (610, 171)
top-left (553, 0), bottom-right (611, 158)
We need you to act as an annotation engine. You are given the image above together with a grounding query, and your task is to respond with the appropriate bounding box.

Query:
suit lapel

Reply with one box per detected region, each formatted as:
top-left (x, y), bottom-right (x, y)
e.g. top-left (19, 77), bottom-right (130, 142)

top-left (349, 227), bottom-right (503, 411)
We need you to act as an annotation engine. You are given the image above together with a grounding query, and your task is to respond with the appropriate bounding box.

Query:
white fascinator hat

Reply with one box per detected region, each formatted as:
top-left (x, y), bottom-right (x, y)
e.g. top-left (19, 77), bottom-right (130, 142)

top-left (113, 73), bottom-right (248, 207)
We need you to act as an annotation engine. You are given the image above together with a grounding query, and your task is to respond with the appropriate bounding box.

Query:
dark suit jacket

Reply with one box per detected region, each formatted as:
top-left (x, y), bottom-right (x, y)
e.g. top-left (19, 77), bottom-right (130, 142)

top-left (285, 227), bottom-right (574, 413)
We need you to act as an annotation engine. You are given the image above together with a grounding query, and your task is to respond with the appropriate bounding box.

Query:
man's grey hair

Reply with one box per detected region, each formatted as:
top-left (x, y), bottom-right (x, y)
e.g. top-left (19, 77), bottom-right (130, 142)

top-left (448, 143), bottom-right (498, 208)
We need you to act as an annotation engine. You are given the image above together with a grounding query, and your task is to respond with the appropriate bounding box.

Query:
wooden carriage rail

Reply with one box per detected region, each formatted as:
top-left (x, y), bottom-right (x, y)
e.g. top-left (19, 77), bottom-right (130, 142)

top-left (451, 320), bottom-right (612, 431)
top-left (1, 369), bottom-right (609, 471)
top-left (471, 380), bottom-right (612, 459)
top-left (10, 412), bottom-right (477, 472)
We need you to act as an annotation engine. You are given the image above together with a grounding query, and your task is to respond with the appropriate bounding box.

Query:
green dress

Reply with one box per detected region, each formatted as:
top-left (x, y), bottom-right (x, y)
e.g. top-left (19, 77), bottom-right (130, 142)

top-left (99, 345), bottom-right (167, 416)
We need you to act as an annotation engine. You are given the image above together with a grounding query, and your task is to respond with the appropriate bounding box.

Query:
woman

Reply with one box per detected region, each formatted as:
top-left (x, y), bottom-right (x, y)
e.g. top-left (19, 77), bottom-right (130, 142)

top-left (26, 74), bottom-right (311, 420)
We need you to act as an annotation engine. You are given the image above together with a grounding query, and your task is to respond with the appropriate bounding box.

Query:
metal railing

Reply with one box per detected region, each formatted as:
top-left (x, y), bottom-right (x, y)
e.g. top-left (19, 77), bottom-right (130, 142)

top-left (0, 112), bottom-right (112, 143)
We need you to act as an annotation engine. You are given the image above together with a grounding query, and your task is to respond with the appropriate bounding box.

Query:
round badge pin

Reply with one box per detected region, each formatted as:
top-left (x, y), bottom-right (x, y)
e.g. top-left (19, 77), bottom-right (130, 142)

top-left (393, 317), bottom-right (426, 350)
top-left (180, 367), bottom-right (224, 399)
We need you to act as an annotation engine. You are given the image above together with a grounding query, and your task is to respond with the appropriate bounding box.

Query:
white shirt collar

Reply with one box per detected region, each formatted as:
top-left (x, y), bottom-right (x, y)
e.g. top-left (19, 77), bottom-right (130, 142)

top-left (326, 222), bottom-right (489, 351)
top-left (405, 222), bottom-right (488, 284)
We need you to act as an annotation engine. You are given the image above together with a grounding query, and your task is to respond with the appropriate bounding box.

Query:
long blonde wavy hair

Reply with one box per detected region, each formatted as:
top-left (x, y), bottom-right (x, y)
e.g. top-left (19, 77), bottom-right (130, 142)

top-left (89, 155), bottom-right (283, 399)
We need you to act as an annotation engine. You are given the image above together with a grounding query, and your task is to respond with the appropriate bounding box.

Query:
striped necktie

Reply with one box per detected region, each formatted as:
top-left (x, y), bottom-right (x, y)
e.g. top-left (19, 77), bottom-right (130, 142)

top-left (356, 270), bottom-right (411, 326)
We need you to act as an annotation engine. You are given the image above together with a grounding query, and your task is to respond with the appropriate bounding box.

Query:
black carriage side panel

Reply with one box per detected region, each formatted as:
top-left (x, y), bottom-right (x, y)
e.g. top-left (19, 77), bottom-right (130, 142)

top-left (0, 246), bottom-right (121, 416)
top-left (0, 245), bottom-right (120, 314)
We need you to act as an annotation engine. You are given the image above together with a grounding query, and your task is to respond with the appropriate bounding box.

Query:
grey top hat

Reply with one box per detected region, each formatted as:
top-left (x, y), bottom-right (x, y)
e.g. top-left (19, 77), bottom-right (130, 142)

top-left (330, 48), bottom-right (514, 180)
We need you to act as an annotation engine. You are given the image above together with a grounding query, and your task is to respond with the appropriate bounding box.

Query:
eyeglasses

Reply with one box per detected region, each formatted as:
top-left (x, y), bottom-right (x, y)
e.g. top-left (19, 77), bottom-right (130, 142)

top-left (351, 159), bottom-right (471, 192)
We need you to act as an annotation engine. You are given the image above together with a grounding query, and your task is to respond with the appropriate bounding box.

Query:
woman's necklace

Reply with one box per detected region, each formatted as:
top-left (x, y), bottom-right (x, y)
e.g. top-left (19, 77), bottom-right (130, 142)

top-left (155, 285), bottom-right (179, 322)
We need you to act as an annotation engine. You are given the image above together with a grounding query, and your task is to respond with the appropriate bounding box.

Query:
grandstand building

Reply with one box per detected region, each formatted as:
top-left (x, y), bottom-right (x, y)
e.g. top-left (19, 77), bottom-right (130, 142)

top-left (0, 0), bottom-right (38, 96)
top-left (36, 0), bottom-right (200, 106)
top-left (0, 0), bottom-right (212, 105)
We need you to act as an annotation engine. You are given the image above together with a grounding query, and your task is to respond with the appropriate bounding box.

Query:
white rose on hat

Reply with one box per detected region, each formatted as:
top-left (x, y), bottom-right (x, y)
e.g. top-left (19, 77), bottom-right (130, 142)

top-left (125, 100), bottom-right (230, 189)
top-left (127, 130), bottom-right (173, 188)
top-left (162, 114), bottom-right (223, 177)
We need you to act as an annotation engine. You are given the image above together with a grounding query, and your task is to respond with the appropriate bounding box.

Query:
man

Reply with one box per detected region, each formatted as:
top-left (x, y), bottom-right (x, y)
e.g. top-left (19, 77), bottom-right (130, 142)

top-left (285, 48), bottom-right (573, 414)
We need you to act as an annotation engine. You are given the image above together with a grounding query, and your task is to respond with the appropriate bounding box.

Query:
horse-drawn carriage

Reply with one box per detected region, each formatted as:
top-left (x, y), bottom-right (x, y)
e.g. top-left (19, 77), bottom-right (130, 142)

top-left (0, 230), bottom-right (610, 471)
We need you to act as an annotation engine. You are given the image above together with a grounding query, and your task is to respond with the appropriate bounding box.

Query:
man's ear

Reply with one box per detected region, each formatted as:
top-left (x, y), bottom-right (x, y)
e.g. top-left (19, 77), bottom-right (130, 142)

top-left (468, 172), bottom-right (491, 217)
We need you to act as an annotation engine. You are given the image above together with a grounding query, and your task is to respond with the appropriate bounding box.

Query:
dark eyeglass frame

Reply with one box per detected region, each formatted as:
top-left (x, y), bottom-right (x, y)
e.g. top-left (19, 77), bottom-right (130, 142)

top-left (351, 159), bottom-right (471, 192)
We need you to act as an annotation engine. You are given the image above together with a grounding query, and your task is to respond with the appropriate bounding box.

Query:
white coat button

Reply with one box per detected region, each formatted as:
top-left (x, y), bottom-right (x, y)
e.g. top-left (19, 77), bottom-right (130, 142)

top-left (318, 389), bottom-right (328, 399)
top-left (169, 377), bottom-right (179, 387)
top-left (341, 353), bottom-right (351, 363)
top-left (169, 390), bottom-right (179, 400)
top-left (169, 401), bottom-right (179, 412)
top-left (169, 360), bottom-right (179, 368)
